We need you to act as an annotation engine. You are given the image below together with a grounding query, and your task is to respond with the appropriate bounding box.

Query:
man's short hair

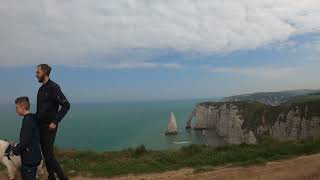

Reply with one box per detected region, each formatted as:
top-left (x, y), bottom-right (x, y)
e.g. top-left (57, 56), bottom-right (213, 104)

top-left (15, 97), bottom-right (30, 110)
top-left (37, 64), bottom-right (52, 76)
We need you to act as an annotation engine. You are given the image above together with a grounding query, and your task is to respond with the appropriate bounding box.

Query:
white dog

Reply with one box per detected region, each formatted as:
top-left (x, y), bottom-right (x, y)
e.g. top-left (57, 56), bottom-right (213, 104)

top-left (0, 139), bottom-right (44, 179)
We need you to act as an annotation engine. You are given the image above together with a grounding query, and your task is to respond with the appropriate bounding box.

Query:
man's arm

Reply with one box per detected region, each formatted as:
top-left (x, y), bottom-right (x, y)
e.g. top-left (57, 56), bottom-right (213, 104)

top-left (53, 86), bottom-right (70, 124)
top-left (12, 120), bottom-right (34, 156)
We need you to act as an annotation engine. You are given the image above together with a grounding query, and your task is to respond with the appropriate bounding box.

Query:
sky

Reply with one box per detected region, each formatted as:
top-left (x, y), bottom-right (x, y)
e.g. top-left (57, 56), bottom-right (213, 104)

top-left (1, 0), bottom-right (320, 103)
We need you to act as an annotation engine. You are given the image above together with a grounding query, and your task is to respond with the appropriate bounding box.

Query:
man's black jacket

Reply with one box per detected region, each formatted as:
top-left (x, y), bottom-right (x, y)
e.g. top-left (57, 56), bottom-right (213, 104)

top-left (12, 113), bottom-right (42, 166)
top-left (36, 79), bottom-right (70, 125)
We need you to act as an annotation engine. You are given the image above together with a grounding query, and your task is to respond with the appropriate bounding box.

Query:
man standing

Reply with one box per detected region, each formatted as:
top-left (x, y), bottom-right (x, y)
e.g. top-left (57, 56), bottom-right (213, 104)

top-left (36, 64), bottom-right (70, 180)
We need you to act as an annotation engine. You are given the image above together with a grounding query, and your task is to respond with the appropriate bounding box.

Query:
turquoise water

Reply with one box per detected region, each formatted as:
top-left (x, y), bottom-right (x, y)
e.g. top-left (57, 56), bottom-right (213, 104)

top-left (0, 100), bottom-right (225, 151)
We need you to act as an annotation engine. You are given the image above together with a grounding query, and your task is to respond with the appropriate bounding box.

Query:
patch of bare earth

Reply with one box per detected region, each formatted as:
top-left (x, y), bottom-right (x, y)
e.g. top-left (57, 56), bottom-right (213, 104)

top-left (3, 154), bottom-right (320, 180)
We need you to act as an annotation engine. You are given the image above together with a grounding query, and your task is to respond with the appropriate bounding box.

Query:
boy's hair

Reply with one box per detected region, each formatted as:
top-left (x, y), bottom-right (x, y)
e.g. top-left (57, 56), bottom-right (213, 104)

top-left (37, 64), bottom-right (51, 76)
top-left (15, 97), bottom-right (30, 110)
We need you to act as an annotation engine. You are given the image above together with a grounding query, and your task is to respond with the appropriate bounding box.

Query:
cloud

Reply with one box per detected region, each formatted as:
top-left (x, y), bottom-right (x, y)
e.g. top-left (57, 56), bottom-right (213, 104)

top-left (75, 62), bottom-right (184, 69)
top-left (209, 66), bottom-right (300, 78)
top-left (1, 0), bottom-right (320, 68)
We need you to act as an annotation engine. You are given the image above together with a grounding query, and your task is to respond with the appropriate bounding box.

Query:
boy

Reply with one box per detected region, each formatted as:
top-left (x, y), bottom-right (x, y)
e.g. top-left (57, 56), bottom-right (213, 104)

top-left (6, 97), bottom-right (42, 180)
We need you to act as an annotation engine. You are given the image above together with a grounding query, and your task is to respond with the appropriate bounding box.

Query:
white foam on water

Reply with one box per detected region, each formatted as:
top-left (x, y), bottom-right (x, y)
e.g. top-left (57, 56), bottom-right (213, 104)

top-left (173, 141), bottom-right (191, 145)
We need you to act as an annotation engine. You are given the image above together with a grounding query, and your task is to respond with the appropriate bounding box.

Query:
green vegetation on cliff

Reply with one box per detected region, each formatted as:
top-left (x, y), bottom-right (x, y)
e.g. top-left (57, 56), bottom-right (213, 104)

top-left (288, 95), bottom-right (320, 118)
top-left (222, 89), bottom-right (320, 106)
top-left (199, 95), bottom-right (320, 134)
top-left (54, 138), bottom-right (320, 178)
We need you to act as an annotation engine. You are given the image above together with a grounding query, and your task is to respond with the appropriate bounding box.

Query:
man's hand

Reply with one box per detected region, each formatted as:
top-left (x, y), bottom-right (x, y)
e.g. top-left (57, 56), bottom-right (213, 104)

top-left (49, 122), bottom-right (57, 131)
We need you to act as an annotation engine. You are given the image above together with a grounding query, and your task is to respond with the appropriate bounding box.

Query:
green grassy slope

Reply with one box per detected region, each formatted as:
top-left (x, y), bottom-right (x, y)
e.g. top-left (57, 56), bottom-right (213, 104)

top-left (56, 138), bottom-right (320, 177)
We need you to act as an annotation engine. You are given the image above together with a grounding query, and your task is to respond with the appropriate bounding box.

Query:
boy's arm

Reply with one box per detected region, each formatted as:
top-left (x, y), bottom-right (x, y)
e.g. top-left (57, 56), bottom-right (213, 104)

top-left (12, 119), bottom-right (34, 156)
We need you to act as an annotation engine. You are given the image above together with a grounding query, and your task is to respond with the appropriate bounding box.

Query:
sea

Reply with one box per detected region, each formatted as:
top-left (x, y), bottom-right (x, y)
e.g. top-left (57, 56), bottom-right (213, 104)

top-left (0, 99), bottom-right (226, 151)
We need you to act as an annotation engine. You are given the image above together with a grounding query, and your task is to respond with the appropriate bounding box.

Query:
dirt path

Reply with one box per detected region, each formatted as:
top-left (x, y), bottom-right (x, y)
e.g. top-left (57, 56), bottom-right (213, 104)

top-left (3, 154), bottom-right (320, 180)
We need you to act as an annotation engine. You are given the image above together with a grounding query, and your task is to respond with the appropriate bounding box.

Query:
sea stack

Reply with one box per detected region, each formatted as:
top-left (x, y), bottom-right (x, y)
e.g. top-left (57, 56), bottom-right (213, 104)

top-left (165, 112), bottom-right (178, 135)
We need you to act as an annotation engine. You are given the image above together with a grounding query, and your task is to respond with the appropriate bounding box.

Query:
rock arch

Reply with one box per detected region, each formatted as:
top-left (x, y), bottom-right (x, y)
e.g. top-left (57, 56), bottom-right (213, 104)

top-left (185, 109), bottom-right (196, 129)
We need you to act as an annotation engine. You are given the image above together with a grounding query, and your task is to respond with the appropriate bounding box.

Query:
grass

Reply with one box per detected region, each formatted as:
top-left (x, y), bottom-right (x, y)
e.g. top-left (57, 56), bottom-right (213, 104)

top-left (1, 135), bottom-right (319, 178)
top-left (53, 138), bottom-right (320, 178)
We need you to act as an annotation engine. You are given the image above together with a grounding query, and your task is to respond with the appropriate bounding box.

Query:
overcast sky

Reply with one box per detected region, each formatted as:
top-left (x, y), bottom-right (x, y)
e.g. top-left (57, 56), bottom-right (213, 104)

top-left (1, 0), bottom-right (320, 103)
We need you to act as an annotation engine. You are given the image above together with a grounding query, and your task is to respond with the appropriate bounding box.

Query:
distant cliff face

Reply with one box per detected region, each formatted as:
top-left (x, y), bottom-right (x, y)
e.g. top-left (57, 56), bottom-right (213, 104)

top-left (271, 107), bottom-right (320, 140)
top-left (222, 89), bottom-right (319, 106)
top-left (186, 102), bottom-right (259, 145)
top-left (186, 95), bottom-right (320, 145)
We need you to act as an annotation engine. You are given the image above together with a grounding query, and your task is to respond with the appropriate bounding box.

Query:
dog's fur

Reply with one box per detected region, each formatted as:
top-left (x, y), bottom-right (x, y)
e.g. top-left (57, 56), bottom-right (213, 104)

top-left (0, 140), bottom-right (44, 179)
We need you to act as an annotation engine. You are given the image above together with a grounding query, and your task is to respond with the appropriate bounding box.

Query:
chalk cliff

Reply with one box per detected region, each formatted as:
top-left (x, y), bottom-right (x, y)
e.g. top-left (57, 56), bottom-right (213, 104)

top-left (186, 95), bottom-right (320, 145)
top-left (270, 107), bottom-right (320, 140)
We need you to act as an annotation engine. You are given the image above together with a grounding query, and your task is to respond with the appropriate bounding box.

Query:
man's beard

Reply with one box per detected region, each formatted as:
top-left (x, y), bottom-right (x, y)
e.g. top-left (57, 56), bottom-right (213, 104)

top-left (37, 76), bottom-right (45, 83)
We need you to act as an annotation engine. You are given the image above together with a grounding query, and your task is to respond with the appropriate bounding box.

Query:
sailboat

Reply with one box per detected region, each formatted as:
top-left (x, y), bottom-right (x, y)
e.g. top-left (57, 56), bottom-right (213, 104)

top-left (165, 112), bottom-right (178, 135)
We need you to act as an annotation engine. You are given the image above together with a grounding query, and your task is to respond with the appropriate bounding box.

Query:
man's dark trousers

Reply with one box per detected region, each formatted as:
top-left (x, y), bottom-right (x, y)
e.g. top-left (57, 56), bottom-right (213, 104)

top-left (21, 165), bottom-right (38, 180)
top-left (40, 124), bottom-right (67, 180)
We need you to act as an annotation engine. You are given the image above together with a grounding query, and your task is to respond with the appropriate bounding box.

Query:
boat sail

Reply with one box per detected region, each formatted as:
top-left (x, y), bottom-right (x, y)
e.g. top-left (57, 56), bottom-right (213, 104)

top-left (165, 112), bottom-right (178, 135)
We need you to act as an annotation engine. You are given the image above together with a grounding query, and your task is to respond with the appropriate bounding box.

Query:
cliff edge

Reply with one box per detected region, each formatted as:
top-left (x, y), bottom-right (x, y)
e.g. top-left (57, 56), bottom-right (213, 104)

top-left (186, 95), bottom-right (320, 145)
